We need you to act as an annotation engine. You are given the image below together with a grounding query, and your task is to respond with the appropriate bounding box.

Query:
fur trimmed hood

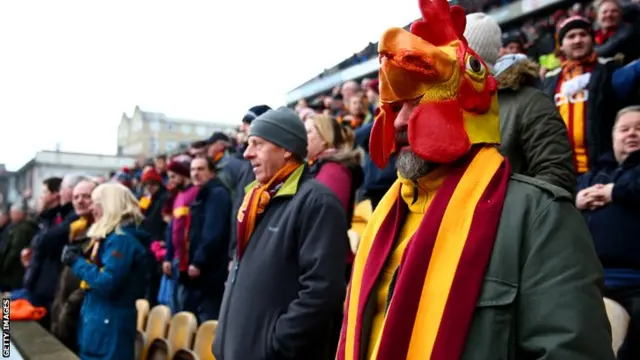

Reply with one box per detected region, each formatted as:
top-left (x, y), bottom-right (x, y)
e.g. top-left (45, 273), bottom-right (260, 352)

top-left (321, 148), bottom-right (364, 168)
top-left (496, 58), bottom-right (540, 91)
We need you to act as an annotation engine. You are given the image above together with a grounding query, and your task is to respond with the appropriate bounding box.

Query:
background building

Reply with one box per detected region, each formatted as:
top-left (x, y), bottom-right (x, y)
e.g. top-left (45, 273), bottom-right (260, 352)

top-left (10, 150), bottom-right (136, 208)
top-left (117, 106), bottom-right (237, 156)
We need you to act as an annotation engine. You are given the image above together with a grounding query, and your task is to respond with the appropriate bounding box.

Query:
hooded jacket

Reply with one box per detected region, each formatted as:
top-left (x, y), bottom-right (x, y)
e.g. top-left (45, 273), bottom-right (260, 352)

top-left (308, 148), bottom-right (365, 223)
top-left (497, 58), bottom-right (576, 195)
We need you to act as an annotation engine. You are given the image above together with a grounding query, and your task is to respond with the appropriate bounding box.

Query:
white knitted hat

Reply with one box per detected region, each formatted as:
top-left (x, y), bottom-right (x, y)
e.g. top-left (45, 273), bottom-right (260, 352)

top-left (463, 13), bottom-right (502, 72)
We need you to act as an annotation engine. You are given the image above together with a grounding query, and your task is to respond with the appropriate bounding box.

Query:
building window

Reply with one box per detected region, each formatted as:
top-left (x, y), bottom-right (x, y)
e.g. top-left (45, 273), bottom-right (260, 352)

top-left (181, 124), bottom-right (192, 134)
top-left (149, 120), bottom-right (160, 132)
top-left (165, 141), bottom-right (177, 152)
top-left (166, 122), bottom-right (174, 131)
top-left (150, 137), bottom-right (158, 154)
top-left (196, 125), bottom-right (207, 136)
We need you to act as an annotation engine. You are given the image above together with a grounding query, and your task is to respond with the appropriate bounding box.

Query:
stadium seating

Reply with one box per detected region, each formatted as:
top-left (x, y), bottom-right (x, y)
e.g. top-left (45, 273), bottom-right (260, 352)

top-left (136, 302), bottom-right (218, 360)
top-left (604, 297), bottom-right (630, 355)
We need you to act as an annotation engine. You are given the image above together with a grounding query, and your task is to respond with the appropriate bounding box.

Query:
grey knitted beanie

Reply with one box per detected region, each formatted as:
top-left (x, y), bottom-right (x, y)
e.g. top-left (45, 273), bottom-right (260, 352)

top-left (464, 13), bottom-right (503, 72)
top-left (248, 106), bottom-right (308, 160)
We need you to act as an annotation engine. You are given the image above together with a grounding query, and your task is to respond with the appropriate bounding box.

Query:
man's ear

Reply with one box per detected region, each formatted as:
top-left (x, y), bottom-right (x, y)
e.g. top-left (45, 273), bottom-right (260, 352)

top-left (283, 150), bottom-right (293, 160)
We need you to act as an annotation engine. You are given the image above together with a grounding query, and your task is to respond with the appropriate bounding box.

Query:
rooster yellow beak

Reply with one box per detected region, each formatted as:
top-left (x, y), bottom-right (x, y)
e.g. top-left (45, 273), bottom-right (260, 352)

top-left (378, 27), bottom-right (457, 103)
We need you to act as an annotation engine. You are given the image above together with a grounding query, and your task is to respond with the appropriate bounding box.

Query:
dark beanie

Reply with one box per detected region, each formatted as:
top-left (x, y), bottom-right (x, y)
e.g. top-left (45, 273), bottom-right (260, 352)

top-left (557, 16), bottom-right (592, 45)
top-left (502, 32), bottom-right (523, 47)
top-left (166, 158), bottom-right (191, 178)
top-left (243, 105), bottom-right (272, 124)
top-left (248, 107), bottom-right (308, 159)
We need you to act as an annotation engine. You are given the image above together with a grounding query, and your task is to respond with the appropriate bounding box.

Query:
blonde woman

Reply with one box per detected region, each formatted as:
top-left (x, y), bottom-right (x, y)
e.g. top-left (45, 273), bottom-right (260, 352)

top-left (305, 114), bottom-right (363, 274)
top-left (60, 182), bottom-right (151, 360)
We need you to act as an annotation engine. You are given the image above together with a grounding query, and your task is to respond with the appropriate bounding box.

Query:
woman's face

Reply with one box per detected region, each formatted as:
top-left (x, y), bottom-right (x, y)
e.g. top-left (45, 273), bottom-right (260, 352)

top-left (90, 195), bottom-right (104, 221)
top-left (305, 120), bottom-right (327, 160)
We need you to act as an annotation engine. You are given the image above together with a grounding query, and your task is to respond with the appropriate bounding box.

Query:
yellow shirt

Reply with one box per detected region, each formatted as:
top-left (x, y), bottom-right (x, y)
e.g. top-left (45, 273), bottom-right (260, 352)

top-left (367, 168), bottom-right (446, 358)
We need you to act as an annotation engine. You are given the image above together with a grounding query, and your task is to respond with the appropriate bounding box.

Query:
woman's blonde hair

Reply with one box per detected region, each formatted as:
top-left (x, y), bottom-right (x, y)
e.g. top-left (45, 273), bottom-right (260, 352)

top-left (87, 182), bottom-right (143, 239)
top-left (310, 114), bottom-right (355, 151)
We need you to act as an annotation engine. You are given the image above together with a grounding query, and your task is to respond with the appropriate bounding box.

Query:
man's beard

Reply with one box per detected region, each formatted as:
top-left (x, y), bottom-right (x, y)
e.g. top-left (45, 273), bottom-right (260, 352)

top-left (396, 150), bottom-right (435, 180)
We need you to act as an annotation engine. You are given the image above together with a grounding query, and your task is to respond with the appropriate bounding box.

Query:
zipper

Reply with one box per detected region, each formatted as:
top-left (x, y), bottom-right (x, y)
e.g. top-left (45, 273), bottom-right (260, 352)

top-left (219, 256), bottom-right (240, 356)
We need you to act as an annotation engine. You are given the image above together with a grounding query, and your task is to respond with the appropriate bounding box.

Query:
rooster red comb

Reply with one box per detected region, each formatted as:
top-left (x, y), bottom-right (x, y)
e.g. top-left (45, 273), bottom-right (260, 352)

top-left (410, 0), bottom-right (467, 47)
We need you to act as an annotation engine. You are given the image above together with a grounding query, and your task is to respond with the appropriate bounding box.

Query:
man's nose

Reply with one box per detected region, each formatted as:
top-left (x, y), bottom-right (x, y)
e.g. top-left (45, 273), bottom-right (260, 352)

top-left (394, 102), bottom-right (419, 130)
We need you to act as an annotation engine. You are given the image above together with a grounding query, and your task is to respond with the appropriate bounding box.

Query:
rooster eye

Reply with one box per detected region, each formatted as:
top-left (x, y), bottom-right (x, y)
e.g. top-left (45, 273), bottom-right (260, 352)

top-left (465, 55), bottom-right (485, 75)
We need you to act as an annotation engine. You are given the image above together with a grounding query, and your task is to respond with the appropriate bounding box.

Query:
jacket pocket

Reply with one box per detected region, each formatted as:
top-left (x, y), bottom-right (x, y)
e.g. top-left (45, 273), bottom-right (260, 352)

top-left (80, 314), bottom-right (113, 357)
top-left (264, 312), bottom-right (281, 360)
top-left (468, 277), bottom-right (518, 360)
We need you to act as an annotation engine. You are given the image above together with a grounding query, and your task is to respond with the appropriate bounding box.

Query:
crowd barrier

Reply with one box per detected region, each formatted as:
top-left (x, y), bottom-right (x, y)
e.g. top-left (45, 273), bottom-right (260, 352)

top-left (10, 321), bottom-right (79, 360)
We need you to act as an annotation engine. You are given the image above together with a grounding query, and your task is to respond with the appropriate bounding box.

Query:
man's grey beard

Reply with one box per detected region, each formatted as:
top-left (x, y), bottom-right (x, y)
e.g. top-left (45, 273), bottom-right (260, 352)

top-left (396, 150), bottom-right (435, 180)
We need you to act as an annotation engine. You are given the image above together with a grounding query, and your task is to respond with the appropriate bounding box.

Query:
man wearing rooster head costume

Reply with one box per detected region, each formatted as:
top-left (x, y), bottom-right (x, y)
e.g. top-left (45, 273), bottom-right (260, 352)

top-left (337, 1), bottom-right (616, 359)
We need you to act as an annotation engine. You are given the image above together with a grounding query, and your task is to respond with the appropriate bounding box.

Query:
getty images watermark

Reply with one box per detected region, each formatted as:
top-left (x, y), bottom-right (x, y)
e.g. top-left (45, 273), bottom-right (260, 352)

top-left (2, 298), bottom-right (9, 358)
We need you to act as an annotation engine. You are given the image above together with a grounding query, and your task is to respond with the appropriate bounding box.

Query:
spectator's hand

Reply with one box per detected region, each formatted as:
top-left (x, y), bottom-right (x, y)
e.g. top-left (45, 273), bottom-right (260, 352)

top-left (162, 261), bottom-right (172, 276)
top-left (576, 185), bottom-right (603, 210)
top-left (20, 248), bottom-right (31, 268)
top-left (539, 67), bottom-right (548, 79)
top-left (188, 265), bottom-right (200, 278)
top-left (60, 244), bottom-right (83, 266)
top-left (591, 183), bottom-right (614, 206)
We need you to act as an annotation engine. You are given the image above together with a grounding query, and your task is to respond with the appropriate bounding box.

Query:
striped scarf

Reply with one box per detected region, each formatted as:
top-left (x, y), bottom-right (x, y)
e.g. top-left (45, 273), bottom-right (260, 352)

top-left (236, 163), bottom-right (301, 259)
top-left (337, 146), bottom-right (510, 360)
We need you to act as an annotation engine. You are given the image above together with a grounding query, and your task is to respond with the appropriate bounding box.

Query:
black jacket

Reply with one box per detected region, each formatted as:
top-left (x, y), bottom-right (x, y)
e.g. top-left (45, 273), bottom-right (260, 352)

top-left (186, 178), bottom-right (231, 298)
top-left (24, 206), bottom-right (77, 301)
top-left (213, 166), bottom-right (348, 360)
top-left (542, 57), bottom-right (622, 171)
top-left (140, 187), bottom-right (168, 242)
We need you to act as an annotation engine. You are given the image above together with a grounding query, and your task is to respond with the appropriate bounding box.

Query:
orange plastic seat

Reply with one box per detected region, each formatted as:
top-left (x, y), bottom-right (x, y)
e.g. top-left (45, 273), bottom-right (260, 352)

top-left (136, 299), bottom-right (150, 331)
top-left (192, 321), bottom-right (218, 360)
top-left (604, 297), bottom-right (630, 355)
top-left (140, 305), bottom-right (172, 360)
top-left (171, 319), bottom-right (218, 360)
top-left (166, 312), bottom-right (198, 358)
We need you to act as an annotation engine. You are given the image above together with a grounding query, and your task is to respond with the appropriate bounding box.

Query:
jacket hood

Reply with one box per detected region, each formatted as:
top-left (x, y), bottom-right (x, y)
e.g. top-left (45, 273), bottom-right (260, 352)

top-left (496, 58), bottom-right (540, 91)
top-left (321, 148), bottom-right (363, 168)
top-left (120, 222), bottom-right (152, 244)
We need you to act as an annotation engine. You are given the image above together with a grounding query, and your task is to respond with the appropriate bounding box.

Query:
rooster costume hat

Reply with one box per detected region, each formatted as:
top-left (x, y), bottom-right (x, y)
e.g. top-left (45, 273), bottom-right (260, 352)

top-left (337, 0), bottom-right (617, 359)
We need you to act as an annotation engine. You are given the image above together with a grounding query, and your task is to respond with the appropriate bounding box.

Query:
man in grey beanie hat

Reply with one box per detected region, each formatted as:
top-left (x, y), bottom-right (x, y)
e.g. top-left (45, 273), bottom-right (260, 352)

top-left (215, 105), bottom-right (349, 359)
top-left (248, 106), bottom-right (308, 164)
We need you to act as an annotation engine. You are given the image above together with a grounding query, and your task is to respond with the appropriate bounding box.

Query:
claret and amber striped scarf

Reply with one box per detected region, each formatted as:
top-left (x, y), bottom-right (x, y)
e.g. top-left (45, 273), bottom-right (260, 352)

top-left (337, 146), bottom-right (510, 360)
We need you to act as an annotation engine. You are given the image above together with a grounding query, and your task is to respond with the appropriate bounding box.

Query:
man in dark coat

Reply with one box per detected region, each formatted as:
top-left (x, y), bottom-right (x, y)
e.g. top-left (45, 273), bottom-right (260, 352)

top-left (0, 203), bottom-right (38, 291)
top-left (213, 107), bottom-right (348, 360)
top-left (184, 157), bottom-right (231, 322)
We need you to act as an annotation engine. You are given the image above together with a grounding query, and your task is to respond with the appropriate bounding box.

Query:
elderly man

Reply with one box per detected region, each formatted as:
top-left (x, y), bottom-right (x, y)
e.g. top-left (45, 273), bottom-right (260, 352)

top-left (337, 2), bottom-right (614, 359)
top-left (576, 105), bottom-right (640, 360)
top-left (213, 107), bottom-right (349, 360)
top-left (24, 175), bottom-right (89, 315)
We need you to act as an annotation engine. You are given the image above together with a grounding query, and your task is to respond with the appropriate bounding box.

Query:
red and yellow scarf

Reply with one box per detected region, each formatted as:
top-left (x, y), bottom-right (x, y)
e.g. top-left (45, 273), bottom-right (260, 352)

top-left (337, 147), bottom-right (510, 360)
top-left (236, 163), bottom-right (301, 259)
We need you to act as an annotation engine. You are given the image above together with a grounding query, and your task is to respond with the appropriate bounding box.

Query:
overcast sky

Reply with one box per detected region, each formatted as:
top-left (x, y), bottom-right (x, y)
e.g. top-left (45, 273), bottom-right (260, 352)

top-left (0, 0), bottom-right (420, 171)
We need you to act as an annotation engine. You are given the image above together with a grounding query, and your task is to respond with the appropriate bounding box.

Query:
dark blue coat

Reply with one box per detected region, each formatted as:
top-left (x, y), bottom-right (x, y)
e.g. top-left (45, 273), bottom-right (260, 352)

top-left (70, 224), bottom-right (151, 360)
top-left (186, 178), bottom-right (231, 298)
top-left (578, 150), bottom-right (640, 272)
top-left (24, 208), bottom-right (78, 305)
